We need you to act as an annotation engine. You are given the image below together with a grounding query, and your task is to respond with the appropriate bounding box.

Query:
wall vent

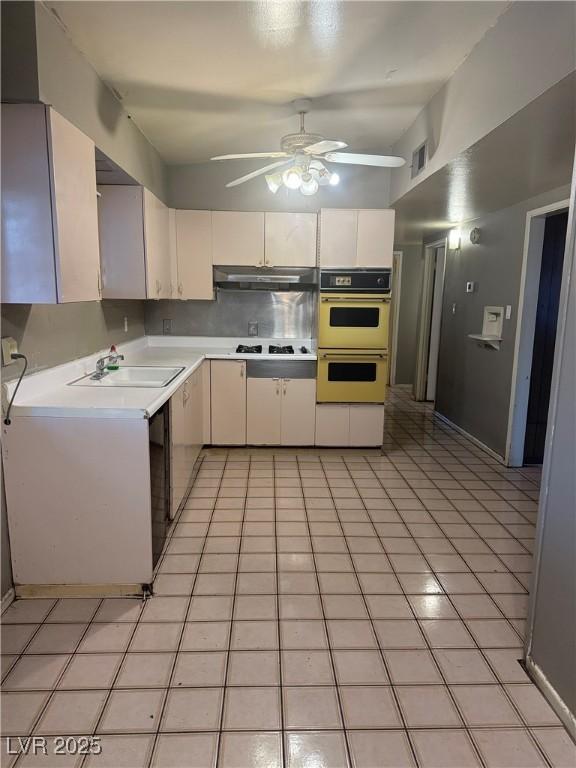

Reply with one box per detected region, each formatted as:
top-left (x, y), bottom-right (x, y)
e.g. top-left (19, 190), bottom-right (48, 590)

top-left (411, 141), bottom-right (428, 179)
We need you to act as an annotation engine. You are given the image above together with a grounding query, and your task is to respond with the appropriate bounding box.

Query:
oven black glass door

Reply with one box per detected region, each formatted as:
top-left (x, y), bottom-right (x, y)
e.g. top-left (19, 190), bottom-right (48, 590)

top-left (329, 307), bottom-right (380, 328)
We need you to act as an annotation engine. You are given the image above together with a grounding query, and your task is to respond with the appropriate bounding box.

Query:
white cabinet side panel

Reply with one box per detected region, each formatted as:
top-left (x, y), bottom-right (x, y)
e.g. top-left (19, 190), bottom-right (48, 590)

top-left (1, 104), bottom-right (57, 303)
top-left (2, 417), bottom-right (152, 585)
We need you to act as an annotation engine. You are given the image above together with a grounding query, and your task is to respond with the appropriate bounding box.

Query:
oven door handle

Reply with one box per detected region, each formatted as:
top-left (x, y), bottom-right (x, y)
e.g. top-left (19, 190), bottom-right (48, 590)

top-left (321, 297), bottom-right (390, 303)
top-left (320, 353), bottom-right (388, 359)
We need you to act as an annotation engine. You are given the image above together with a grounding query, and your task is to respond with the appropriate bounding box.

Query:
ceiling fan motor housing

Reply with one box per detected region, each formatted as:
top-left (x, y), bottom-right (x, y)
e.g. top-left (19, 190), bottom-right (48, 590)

top-left (280, 132), bottom-right (324, 155)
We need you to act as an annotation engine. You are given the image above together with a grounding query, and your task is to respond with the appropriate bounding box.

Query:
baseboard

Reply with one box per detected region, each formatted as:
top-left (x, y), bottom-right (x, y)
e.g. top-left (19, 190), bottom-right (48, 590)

top-left (1, 587), bottom-right (15, 613)
top-left (525, 654), bottom-right (576, 741)
top-left (15, 583), bottom-right (145, 599)
top-left (433, 410), bottom-right (506, 464)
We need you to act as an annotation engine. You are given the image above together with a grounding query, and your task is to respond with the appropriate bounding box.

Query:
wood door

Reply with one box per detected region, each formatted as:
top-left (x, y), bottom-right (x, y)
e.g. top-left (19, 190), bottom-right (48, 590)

top-left (143, 189), bottom-right (171, 298)
top-left (175, 210), bottom-right (214, 299)
top-left (98, 185), bottom-right (147, 299)
top-left (349, 405), bottom-right (385, 447)
top-left (319, 209), bottom-right (357, 267)
top-left (356, 210), bottom-right (395, 268)
top-left (212, 211), bottom-right (264, 266)
top-left (524, 211), bottom-right (568, 464)
top-left (281, 378), bottom-right (316, 445)
top-left (315, 404), bottom-right (350, 446)
top-left (247, 378), bottom-right (282, 445)
top-left (1, 104), bottom-right (58, 303)
top-left (265, 212), bottom-right (317, 267)
top-left (210, 360), bottom-right (247, 445)
top-left (48, 108), bottom-right (101, 302)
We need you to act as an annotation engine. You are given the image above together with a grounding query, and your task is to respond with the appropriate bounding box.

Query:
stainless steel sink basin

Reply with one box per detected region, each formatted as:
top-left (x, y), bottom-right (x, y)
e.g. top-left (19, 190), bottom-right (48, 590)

top-left (69, 366), bottom-right (185, 388)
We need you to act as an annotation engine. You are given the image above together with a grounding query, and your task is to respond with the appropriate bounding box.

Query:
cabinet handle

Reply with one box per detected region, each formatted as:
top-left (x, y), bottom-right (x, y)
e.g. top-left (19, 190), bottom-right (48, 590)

top-left (178, 282), bottom-right (183, 296)
top-left (97, 270), bottom-right (102, 298)
top-left (239, 364), bottom-right (244, 378)
top-left (156, 279), bottom-right (161, 296)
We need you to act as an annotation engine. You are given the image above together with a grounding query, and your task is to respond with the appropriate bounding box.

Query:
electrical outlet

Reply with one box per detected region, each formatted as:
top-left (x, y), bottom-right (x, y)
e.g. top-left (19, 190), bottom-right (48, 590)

top-left (505, 305), bottom-right (512, 320)
top-left (162, 319), bottom-right (172, 335)
top-left (1, 337), bottom-right (18, 366)
top-left (248, 321), bottom-right (259, 337)
top-left (466, 281), bottom-right (475, 293)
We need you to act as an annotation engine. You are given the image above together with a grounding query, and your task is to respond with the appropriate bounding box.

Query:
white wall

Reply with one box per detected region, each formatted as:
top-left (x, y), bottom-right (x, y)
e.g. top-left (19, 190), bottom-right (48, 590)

top-left (168, 161), bottom-right (391, 211)
top-left (34, 3), bottom-right (167, 202)
top-left (390, 2), bottom-right (576, 203)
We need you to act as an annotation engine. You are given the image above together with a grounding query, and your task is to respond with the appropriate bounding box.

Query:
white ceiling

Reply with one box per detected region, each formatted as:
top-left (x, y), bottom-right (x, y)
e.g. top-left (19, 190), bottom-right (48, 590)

top-left (49, 1), bottom-right (509, 164)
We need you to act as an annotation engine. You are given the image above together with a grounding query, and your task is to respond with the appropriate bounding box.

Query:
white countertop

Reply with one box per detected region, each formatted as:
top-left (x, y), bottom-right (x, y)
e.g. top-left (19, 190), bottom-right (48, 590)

top-left (3, 336), bottom-right (317, 420)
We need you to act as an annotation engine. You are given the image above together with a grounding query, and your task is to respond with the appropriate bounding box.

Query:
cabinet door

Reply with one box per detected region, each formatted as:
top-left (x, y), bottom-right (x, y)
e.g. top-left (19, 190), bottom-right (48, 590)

top-left (265, 212), bottom-right (317, 267)
top-left (349, 405), bottom-right (385, 447)
top-left (175, 210), bottom-right (214, 299)
top-left (319, 209), bottom-right (358, 268)
top-left (212, 211), bottom-right (264, 266)
top-left (210, 360), bottom-right (247, 445)
top-left (281, 379), bottom-right (316, 445)
top-left (170, 381), bottom-right (188, 517)
top-left (144, 189), bottom-right (172, 298)
top-left (185, 369), bottom-right (203, 476)
top-left (247, 378), bottom-right (282, 445)
top-left (315, 404), bottom-right (350, 446)
top-left (98, 185), bottom-right (147, 299)
top-left (48, 108), bottom-right (101, 302)
top-left (356, 210), bottom-right (395, 268)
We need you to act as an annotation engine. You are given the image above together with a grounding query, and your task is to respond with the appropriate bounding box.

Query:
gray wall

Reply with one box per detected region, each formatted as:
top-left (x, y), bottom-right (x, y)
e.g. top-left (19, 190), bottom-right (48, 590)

top-left (1, 301), bottom-right (145, 381)
top-left (168, 161), bottom-right (391, 211)
top-left (394, 245), bottom-right (423, 385)
top-left (435, 184), bottom-right (571, 457)
top-left (145, 291), bottom-right (314, 340)
top-left (527, 168), bottom-right (576, 723)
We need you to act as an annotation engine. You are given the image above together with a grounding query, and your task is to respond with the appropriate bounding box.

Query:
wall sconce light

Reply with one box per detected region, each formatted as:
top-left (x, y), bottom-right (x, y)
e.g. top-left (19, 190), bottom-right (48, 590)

top-left (448, 228), bottom-right (462, 250)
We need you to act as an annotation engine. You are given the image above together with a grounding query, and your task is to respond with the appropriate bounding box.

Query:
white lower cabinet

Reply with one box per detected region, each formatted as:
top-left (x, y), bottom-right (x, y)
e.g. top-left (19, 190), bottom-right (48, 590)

top-left (281, 379), bottom-right (316, 446)
top-left (170, 365), bottom-right (205, 517)
top-left (315, 404), bottom-right (351, 447)
top-left (247, 378), bottom-right (282, 445)
top-left (349, 404), bottom-right (385, 447)
top-left (210, 360), bottom-right (247, 445)
top-left (247, 377), bottom-right (316, 446)
top-left (315, 404), bottom-right (385, 447)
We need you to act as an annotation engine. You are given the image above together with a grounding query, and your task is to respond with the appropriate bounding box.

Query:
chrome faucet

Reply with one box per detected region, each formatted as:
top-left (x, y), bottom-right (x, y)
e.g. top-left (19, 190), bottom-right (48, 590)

top-left (91, 352), bottom-right (125, 380)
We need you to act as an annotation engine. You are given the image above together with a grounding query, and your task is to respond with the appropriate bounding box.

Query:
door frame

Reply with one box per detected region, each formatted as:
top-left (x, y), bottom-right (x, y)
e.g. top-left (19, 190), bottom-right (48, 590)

top-left (414, 238), bottom-right (447, 401)
top-left (505, 199), bottom-right (570, 466)
top-left (389, 250), bottom-right (403, 385)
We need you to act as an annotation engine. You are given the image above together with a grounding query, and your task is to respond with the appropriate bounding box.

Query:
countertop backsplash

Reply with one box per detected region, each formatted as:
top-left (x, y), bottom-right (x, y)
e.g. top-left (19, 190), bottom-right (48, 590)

top-left (144, 289), bottom-right (316, 339)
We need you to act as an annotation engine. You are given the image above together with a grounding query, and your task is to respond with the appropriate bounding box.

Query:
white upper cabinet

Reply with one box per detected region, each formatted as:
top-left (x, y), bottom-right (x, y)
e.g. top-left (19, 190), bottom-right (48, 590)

top-left (319, 208), bottom-right (395, 269)
top-left (174, 210), bottom-right (214, 300)
top-left (143, 189), bottom-right (172, 299)
top-left (264, 212), bottom-right (317, 267)
top-left (98, 185), bottom-right (147, 299)
top-left (2, 104), bottom-right (101, 303)
top-left (319, 209), bottom-right (358, 268)
top-left (98, 185), bottom-right (172, 300)
top-left (212, 211), bottom-right (265, 266)
top-left (356, 210), bottom-right (395, 268)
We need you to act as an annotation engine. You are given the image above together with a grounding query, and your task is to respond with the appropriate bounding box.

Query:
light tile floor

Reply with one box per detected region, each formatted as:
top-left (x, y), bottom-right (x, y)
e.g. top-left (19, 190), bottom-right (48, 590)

top-left (2, 387), bottom-right (575, 767)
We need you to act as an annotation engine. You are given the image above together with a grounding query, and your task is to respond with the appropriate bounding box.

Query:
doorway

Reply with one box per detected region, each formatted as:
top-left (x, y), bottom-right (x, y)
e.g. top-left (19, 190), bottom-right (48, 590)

top-left (506, 199), bottom-right (570, 466)
top-left (414, 241), bottom-right (446, 401)
top-left (523, 211), bottom-right (568, 463)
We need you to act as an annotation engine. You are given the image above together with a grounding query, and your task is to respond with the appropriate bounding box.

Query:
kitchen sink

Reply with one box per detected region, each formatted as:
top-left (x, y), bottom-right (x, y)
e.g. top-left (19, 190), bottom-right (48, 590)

top-left (69, 366), bottom-right (185, 388)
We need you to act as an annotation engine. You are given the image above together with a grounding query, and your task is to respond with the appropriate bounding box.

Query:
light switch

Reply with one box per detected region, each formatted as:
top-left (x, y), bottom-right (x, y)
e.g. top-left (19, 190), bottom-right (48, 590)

top-left (505, 305), bottom-right (512, 320)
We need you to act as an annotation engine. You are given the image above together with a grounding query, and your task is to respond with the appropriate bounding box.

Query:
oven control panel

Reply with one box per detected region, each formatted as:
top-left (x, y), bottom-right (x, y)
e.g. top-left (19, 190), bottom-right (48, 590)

top-left (320, 269), bottom-right (391, 293)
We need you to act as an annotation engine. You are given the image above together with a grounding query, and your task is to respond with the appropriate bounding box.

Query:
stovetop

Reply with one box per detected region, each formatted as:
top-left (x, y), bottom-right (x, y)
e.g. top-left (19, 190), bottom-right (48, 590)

top-left (235, 344), bottom-right (310, 355)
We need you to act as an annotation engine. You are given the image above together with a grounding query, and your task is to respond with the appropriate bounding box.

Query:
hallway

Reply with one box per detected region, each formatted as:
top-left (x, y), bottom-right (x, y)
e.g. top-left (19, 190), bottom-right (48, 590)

top-left (2, 387), bottom-right (574, 767)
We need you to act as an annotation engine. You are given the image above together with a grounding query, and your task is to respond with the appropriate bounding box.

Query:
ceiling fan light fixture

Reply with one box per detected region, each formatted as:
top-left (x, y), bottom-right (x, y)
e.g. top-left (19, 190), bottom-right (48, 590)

top-left (265, 173), bottom-right (282, 194)
top-left (300, 176), bottom-right (319, 196)
top-left (329, 172), bottom-right (340, 186)
top-left (282, 166), bottom-right (302, 190)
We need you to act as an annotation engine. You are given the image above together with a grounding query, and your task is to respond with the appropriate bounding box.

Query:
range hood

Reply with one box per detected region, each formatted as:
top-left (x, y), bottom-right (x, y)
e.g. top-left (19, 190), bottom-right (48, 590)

top-left (214, 266), bottom-right (318, 291)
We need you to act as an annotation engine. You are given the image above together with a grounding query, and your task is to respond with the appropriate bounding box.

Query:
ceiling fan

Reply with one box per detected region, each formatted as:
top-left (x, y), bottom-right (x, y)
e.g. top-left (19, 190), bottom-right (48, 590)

top-left (211, 102), bottom-right (406, 196)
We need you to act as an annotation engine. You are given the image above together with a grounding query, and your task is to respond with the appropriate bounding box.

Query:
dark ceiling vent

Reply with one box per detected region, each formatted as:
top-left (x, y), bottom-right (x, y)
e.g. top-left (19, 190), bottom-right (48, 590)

top-left (411, 141), bottom-right (428, 179)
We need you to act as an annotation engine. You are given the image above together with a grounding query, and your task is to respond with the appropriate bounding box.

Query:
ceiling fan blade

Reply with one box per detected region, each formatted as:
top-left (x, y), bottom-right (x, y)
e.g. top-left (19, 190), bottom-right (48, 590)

top-left (324, 152), bottom-right (406, 168)
top-left (226, 160), bottom-right (291, 188)
top-left (212, 152), bottom-right (288, 160)
top-left (303, 140), bottom-right (348, 155)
